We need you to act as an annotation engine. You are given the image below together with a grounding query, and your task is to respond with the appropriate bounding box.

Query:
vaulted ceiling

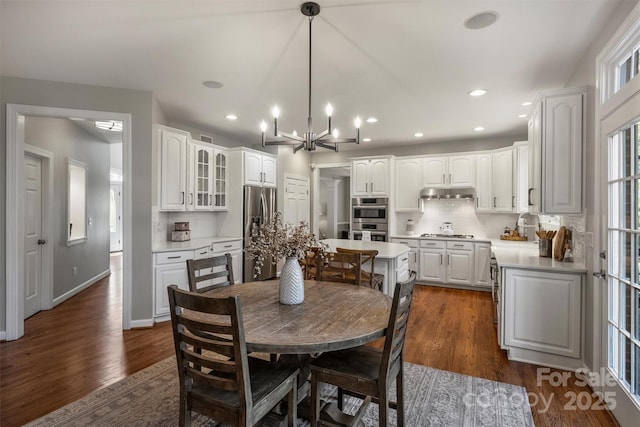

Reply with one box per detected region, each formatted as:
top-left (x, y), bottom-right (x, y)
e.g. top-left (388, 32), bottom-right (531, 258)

top-left (1, 0), bottom-right (632, 149)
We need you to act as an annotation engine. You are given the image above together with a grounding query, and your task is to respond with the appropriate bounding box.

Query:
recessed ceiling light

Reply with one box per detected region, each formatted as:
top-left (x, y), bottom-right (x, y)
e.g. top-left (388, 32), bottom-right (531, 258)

top-left (464, 11), bottom-right (499, 30)
top-left (226, 114), bottom-right (237, 120)
top-left (521, 101), bottom-right (532, 106)
top-left (362, 138), bottom-right (372, 142)
top-left (468, 89), bottom-right (487, 97)
top-left (366, 117), bottom-right (378, 123)
top-left (518, 114), bottom-right (527, 118)
top-left (203, 80), bottom-right (224, 89)
top-left (474, 126), bottom-right (485, 132)
top-left (414, 132), bottom-right (424, 137)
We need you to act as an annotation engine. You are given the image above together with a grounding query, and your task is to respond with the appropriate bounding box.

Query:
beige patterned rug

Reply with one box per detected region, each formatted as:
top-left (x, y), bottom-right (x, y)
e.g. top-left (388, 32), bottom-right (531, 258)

top-left (27, 356), bottom-right (534, 426)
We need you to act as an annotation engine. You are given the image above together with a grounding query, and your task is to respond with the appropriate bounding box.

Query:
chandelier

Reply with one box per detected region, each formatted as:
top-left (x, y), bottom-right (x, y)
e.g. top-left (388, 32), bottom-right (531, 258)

top-left (260, 2), bottom-right (362, 153)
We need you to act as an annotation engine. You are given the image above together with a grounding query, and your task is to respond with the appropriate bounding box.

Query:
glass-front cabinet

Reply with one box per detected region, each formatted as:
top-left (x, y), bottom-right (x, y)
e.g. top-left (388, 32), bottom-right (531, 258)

top-left (193, 144), bottom-right (213, 210)
top-left (213, 150), bottom-right (228, 210)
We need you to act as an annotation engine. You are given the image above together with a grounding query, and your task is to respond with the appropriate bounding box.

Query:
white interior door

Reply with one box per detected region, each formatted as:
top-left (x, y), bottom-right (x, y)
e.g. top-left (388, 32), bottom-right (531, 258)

top-left (600, 89), bottom-right (640, 422)
top-left (24, 154), bottom-right (43, 319)
top-left (284, 175), bottom-right (310, 226)
top-left (110, 182), bottom-right (122, 252)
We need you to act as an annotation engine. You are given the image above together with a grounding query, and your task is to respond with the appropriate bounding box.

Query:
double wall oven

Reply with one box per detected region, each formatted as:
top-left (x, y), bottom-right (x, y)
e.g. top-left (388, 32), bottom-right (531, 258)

top-left (351, 197), bottom-right (388, 242)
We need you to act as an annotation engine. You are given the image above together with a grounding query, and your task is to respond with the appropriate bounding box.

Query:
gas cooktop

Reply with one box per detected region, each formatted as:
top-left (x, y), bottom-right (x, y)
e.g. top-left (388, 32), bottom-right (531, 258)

top-left (420, 233), bottom-right (475, 239)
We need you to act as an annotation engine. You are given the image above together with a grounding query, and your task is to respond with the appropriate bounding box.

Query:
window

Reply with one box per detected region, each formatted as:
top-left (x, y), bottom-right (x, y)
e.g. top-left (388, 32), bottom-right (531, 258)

top-left (67, 158), bottom-right (88, 245)
top-left (617, 47), bottom-right (640, 92)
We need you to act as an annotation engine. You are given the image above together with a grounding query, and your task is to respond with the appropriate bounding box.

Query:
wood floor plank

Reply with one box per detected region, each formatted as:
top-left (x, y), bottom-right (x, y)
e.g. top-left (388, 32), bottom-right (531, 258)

top-left (0, 255), bottom-right (619, 426)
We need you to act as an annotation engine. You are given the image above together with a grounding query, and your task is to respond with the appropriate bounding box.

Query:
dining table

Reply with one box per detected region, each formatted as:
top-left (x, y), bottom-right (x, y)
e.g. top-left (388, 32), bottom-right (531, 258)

top-left (204, 279), bottom-right (393, 355)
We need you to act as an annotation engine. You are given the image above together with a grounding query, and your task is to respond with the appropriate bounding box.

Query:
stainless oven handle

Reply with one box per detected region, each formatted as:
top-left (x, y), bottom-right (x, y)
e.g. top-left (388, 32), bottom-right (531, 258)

top-left (353, 205), bottom-right (388, 209)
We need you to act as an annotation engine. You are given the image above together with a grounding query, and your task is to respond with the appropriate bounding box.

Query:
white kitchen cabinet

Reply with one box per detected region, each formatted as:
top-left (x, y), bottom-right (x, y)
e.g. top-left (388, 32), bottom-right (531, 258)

top-left (444, 241), bottom-right (474, 285)
top-left (351, 157), bottom-right (390, 196)
top-left (158, 126), bottom-right (189, 211)
top-left (501, 267), bottom-right (583, 369)
top-left (390, 237), bottom-right (419, 277)
top-left (475, 153), bottom-right (493, 212)
top-left (419, 244), bottom-right (446, 283)
top-left (189, 142), bottom-right (215, 211)
top-left (528, 88), bottom-right (584, 214)
top-left (213, 149), bottom-right (228, 210)
top-left (395, 158), bottom-right (423, 212)
top-left (513, 141), bottom-right (529, 213)
top-left (211, 240), bottom-right (242, 284)
top-left (153, 250), bottom-right (194, 318)
top-left (423, 155), bottom-right (475, 188)
top-left (243, 151), bottom-right (277, 188)
top-left (474, 242), bottom-right (491, 287)
top-left (492, 148), bottom-right (514, 212)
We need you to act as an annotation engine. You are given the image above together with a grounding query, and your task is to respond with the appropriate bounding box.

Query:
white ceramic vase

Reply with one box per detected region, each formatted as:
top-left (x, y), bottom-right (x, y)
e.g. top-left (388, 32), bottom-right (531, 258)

top-left (279, 256), bottom-right (304, 305)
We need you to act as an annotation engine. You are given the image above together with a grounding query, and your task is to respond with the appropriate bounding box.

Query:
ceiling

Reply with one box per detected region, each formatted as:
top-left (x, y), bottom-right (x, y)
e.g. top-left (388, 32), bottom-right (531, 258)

top-left (1, 1), bottom-right (632, 150)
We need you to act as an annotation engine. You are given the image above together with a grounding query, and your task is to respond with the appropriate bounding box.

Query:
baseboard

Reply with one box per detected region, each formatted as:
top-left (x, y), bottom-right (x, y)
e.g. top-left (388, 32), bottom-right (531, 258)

top-left (0, 330), bottom-right (6, 342)
top-left (52, 269), bottom-right (111, 307)
top-left (416, 281), bottom-right (491, 292)
top-left (129, 319), bottom-right (155, 328)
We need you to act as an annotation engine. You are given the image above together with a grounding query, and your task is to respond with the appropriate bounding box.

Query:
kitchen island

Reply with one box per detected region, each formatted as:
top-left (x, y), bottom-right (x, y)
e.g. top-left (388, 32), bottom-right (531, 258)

top-left (320, 239), bottom-right (411, 296)
top-left (491, 239), bottom-right (586, 371)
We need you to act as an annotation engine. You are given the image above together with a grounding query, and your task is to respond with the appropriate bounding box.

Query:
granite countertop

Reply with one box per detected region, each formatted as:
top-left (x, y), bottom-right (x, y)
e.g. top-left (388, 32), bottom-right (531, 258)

top-left (153, 236), bottom-right (242, 253)
top-left (321, 239), bottom-right (410, 259)
top-left (490, 239), bottom-right (587, 273)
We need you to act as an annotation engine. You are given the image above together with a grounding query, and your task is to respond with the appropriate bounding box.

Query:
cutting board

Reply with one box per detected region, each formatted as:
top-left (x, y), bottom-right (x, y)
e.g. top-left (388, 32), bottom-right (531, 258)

top-left (554, 226), bottom-right (571, 260)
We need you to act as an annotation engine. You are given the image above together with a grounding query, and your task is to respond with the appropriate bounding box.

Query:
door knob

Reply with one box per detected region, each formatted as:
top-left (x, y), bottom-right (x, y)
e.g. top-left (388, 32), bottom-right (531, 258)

top-left (37, 239), bottom-right (46, 245)
top-left (592, 269), bottom-right (606, 279)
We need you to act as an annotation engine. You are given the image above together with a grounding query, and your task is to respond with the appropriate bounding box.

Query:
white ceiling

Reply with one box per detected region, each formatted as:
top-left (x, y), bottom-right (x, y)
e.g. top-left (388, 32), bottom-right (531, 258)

top-left (1, 0), bottom-right (632, 150)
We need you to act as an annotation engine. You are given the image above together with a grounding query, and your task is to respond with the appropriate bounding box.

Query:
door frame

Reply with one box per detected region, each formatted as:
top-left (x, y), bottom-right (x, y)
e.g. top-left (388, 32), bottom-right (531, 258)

top-left (110, 181), bottom-right (123, 252)
top-left (283, 173), bottom-right (310, 225)
top-left (311, 162), bottom-right (350, 237)
top-left (5, 104), bottom-right (132, 340)
top-left (23, 147), bottom-right (54, 313)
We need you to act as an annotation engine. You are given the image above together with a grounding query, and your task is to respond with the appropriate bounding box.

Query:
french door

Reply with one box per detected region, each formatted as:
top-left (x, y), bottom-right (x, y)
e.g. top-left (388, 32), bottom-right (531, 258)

top-left (601, 88), bottom-right (640, 424)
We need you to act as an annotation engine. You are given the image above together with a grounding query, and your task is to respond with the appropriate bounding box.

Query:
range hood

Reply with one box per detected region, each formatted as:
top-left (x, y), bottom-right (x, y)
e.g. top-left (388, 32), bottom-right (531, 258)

top-left (420, 187), bottom-right (475, 200)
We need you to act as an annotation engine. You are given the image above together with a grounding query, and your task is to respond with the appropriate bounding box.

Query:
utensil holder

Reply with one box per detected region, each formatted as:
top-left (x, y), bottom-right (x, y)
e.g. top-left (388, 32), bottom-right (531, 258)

top-left (539, 239), bottom-right (553, 257)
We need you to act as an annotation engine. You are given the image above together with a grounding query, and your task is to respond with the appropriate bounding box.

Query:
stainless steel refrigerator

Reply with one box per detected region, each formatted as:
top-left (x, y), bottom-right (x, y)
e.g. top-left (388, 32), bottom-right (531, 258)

top-left (243, 185), bottom-right (277, 282)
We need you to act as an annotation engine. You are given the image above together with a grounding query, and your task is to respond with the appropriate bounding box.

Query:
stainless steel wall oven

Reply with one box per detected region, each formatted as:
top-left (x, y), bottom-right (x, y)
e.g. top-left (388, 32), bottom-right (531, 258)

top-left (352, 197), bottom-right (388, 241)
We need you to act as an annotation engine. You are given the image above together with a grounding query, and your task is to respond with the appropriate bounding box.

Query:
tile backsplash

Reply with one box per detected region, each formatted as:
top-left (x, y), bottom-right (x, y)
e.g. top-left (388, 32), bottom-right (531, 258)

top-left (152, 208), bottom-right (219, 247)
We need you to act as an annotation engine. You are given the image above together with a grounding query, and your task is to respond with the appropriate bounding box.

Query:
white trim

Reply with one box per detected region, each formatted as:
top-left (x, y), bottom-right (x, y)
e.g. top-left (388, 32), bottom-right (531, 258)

top-left (23, 145), bottom-right (55, 311)
top-left (5, 104), bottom-right (132, 340)
top-left (52, 270), bottom-right (110, 306)
top-left (130, 318), bottom-right (156, 328)
top-left (310, 162), bottom-right (350, 237)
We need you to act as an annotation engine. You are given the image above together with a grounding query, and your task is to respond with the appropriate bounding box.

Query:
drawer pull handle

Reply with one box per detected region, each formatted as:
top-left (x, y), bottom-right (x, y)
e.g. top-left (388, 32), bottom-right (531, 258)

top-left (224, 244), bottom-right (233, 248)
top-left (167, 256), bottom-right (181, 259)
top-left (199, 251), bottom-right (207, 255)
top-left (453, 244), bottom-right (463, 247)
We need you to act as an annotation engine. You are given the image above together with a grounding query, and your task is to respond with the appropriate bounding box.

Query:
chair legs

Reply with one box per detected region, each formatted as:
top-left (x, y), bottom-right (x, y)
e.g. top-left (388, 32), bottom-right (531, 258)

top-left (397, 368), bottom-right (404, 426)
top-left (287, 376), bottom-right (297, 427)
top-left (311, 374), bottom-right (320, 427)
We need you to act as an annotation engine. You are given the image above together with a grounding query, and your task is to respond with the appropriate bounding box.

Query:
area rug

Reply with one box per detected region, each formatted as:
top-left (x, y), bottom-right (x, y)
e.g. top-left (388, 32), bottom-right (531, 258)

top-left (27, 357), bottom-right (534, 426)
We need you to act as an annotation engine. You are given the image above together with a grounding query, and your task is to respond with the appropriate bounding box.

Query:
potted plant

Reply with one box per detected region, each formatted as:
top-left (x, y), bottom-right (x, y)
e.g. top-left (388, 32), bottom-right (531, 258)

top-left (246, 211), bottom-right (326, 304)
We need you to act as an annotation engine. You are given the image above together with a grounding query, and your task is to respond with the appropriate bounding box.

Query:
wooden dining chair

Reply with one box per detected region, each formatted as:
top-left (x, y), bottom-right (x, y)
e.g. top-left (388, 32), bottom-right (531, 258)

top-left (186, 253), bottom-right (234, 293)
top-left (309, 272), bottom-right (417, 427)
top-left (315, 251), bottom-right (364, 286)
top-left (335, 247), bottom-right (384, 291)
top-left (299, 246), bottom-right (322, 280)
top-left (167, 285), bottom-right (299, 427)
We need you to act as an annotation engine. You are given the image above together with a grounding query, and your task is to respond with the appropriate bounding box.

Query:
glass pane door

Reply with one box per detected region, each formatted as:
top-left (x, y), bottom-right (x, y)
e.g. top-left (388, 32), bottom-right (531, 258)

top-left (608, 120), bottom-right (640, 403)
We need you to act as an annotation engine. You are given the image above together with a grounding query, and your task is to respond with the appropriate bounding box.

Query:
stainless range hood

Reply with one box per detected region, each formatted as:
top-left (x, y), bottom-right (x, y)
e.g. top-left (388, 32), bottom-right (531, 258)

top-left (420, 187), bottom-right (475, 200)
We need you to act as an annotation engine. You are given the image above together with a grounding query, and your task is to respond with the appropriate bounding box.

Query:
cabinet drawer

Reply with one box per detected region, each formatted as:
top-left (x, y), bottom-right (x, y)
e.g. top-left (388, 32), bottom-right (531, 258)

top-left (420, 239), bottom-right (445, 249)
top-left (212, 240), bottom-right (242, 253)
top-left (391, 238), bottom-right (418, 248)
top-left (194, 247), bottom-right (211, 259)
top-left (155, 250), bottom-right (194, 265)
top-left (446, 241), bottom-right (474, 251)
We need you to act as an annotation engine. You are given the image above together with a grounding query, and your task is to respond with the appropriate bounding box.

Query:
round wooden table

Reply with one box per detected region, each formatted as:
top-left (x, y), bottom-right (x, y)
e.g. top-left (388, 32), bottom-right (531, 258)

top-left (206, 280), bottom-right (392, 354)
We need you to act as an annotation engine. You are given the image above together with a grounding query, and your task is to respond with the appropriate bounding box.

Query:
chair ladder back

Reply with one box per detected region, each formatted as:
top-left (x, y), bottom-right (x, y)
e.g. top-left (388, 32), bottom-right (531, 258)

top-left (335, 247), bottom-right (383, 290)
top-left (379, 272), bottom-right (416, 382)
top-left (168, 285), bottom-right (253, 415)
top-left (186, 253), bottom-right (235, 293)
top-left (316, 251), bottom-right (364, 286)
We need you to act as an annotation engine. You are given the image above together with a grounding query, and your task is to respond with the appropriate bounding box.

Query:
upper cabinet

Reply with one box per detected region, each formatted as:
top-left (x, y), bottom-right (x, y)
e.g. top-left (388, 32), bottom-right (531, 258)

top-left (157, 125), bottom-right (229, 211)
top-left (352, 157), bottom-right (391, 197)
top-left (395, 157), bottom-right (423, 212)
top-left (475, 147), bottom-right (514, 213)
top-left (158, 126), bottom-right (189, 211)
top-left (243, 151), bottom-right (276, 188)
top-left (528, 88), bottom-right (585, 214)
top-left (513, 141), bottom-right (529, 213)
top-left (422, 154), bottom-right (475, 188)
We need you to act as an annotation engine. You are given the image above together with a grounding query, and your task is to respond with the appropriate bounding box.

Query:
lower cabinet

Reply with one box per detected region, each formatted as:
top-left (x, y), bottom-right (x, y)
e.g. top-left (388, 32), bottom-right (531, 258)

top-left (474, 242), bottom-right (491, 288)
top-left (418, 240), bottom-right (474, 285)
top-left (501, 267), bottom-right (583, 370)
top-left (390, 238), bottom-right (419, 277)
top-left (154, 250), bottom-right (194, 318)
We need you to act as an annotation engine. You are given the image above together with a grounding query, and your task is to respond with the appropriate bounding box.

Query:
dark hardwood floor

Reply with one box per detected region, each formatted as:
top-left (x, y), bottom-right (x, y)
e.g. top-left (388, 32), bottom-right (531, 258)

top-left (0, 254), bottom-right (618, 426)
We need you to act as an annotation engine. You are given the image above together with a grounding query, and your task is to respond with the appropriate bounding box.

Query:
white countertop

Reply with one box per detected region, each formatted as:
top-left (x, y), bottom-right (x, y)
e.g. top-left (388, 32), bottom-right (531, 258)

top-left (490, 240), bottom-right (587, 273)
top-left (321, 239), bottom-right (410, 259)
top-left (390, 234), bottom-right (492, 243)
top-left (153, 236), bottom-right (242, 252)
